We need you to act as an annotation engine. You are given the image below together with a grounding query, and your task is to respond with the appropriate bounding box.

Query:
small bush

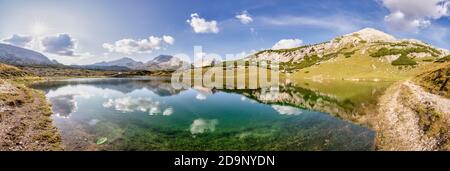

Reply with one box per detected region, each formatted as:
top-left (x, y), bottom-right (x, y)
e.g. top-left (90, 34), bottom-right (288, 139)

top-left (392, 54), bottom-right (417, 66)
top-left (344, 50), bottom-right (357, 58)
top-left (370, 47), bottom-right (391, 57)
top-left (370, 47), bottom-right (438, 58)
top-left (280, 53), bottom-right (337, 72)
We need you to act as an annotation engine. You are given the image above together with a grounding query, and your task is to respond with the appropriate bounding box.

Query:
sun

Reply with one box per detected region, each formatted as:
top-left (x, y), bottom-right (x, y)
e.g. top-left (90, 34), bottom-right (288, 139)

top-left (30, 22), bottom-right (47, 36)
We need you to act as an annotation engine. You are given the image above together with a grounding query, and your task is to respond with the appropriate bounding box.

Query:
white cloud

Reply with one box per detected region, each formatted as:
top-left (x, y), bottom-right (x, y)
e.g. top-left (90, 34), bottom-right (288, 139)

top-left (103, 97), bottom-right (172, 116)
top-left (48, 94), bottom-right (78, 118)
top-left (187, 13), bottom-right (219, 34)
top-left (163, 107), bottom-right (174, 116)
top-left (46, 52), bottom-right (97, 65)
top-left (241, 96), bottom-right (247, 101)
top-left (47, 86), bottom-right (93, 99)
top-left (149, 106), bottom-right (160, 115)
top-left (2, 34), bottom-right (33, 47)
top-left (88, 119), bottom-right (99, 126)
top-left (271, 105), bottom-right (302, 116)
top-left (41, 33), bottom-right (77, 56)
top-left (236, 11), bottom-right (253, 24)
top-left (190, 118), bottom-right (218, 134)
top-left (163, 35), bottom-right (175, 45)
top-left (103, 35), bottom-right (174, 54)
top-left (2, 33), bottom-right (95, 62)
top-left (272, 39), bottom-right (303, 50)
top-left (196, 93), bottom-right (207, 100)
top-left (381, 0), bottom-right (450, 31)
top-left (44, 85), bottom-right (103, 118)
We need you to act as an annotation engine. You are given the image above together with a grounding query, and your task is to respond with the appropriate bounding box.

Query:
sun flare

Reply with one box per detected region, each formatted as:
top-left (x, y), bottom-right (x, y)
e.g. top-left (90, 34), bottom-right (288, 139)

top-left (30, 22), bottom-right (47, 35)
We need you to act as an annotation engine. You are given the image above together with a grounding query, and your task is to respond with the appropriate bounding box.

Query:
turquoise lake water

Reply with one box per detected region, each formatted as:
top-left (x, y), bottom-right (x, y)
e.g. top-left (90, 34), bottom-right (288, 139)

top-left (31, 77), bottom-right (375, 151)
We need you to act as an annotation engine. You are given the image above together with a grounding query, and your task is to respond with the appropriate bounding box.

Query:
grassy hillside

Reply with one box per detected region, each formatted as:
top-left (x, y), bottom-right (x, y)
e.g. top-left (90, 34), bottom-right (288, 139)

top-left (290, 42), bottom-right (438, 82)
top-left (0, 63), bottom-right (62, 150)
top-left (437, 55), bottom-right (450, 63)
top-left (416, 62), bottom-right (450, 98)
top-left (0, 63), bottom-right (29, 79)
top-left (247, 28), bottom-right (448, 82)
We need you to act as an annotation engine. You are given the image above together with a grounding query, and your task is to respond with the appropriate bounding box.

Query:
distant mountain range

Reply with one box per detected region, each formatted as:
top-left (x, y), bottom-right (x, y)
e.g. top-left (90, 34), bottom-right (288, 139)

top-left (85, 55), bottom-right (188, 71)
top-left (0, 43), bottom-right (58, 66)
top-left (90, 57), bottom-right (144, 68)
top-left (0, 43), bottom-right (188, 71)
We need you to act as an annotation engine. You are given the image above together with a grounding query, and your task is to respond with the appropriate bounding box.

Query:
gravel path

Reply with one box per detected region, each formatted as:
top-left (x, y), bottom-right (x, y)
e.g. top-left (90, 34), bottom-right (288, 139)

top-left (406, 81), bottom-right (450, 115)
top-left (375, 81), bottom-right (449, 150)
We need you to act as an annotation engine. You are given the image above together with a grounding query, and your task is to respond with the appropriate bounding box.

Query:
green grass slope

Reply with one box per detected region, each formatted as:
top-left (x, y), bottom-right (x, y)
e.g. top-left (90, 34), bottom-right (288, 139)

top-left (416, 62), bottom-right (450, 98)
top-left (0, 63), bottom-right (29, 79)
top-left (290, 42), bottom-right (441, 81)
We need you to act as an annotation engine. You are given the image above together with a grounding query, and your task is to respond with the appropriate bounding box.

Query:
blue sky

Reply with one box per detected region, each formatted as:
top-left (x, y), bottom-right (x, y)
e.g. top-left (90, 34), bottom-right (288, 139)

top-left (0, 0), bottom-right (449, 65)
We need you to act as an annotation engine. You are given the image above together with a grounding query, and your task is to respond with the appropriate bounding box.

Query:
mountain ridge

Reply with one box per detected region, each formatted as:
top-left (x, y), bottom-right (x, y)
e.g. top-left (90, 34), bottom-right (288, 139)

top-left (0, 43), bottom-right (188, 72)
top-left (91, 57), bottom-right (145, 69)
top-left (86, 55), bottom-right (187, 71)
top-left (143, 55), bottom-right (187, 71)
top-left (0, 43), bottom-right (57, 66)
top-left (243, 28), bottom-right (449, 81)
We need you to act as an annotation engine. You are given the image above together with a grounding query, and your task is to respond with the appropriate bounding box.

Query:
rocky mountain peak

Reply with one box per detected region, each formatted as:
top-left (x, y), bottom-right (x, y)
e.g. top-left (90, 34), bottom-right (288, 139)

top-left (115, 57), bottom-right (135, 62)
top-left (91, 57), bottom-right (144, 68)
top-left (145, 55), bottom-right (188, 71)
top-left (0, 43), bottom-right (56, 66)
top-left (150, 55), bottom-right (175, 63)
top-left (347, 27), bottom-right (396, 42)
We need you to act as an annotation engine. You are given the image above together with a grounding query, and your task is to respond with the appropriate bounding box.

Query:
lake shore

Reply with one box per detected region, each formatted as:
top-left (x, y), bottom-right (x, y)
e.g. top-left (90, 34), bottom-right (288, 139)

top-left (0, 79), bottom-right (62, 150)
top-left (0, 66), bottom-right (174, 151)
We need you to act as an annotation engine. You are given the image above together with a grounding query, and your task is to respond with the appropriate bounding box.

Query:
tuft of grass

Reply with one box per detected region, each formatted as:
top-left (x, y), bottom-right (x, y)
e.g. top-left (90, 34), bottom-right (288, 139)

top-left (33, 130), bottom-right (61, 144)
top-left (436, 55), bottom-right (450, 63)
top-left (0, 63), bottom-right (29, 79)
top-left (416, 63), bottom-right (450, 98)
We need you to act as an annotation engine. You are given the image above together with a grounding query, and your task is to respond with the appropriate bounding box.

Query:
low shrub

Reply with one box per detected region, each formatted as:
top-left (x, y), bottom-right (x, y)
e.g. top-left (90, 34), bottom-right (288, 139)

top-left (391, 54), bottom-right (417, 66)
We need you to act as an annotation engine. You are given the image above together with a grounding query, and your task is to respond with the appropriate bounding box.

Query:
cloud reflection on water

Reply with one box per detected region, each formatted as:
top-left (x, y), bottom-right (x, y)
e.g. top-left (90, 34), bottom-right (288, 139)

top-left (271, 105), bottom-right (303, 116)
top-left (102, 96), bottom-right (173, 116)
top-left (195, 93), bottom-right (207, 100)
top-left (49, 94), bottom-right (78, 118)
top-left (190, 118), bottom-right (219, 135)
top-left (45, 85), bottom-right (97, 118)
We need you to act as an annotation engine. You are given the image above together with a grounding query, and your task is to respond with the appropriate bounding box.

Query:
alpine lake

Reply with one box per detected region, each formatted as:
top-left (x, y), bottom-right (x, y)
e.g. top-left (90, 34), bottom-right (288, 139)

top-left (30, 77), bottom-right (393, 151)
